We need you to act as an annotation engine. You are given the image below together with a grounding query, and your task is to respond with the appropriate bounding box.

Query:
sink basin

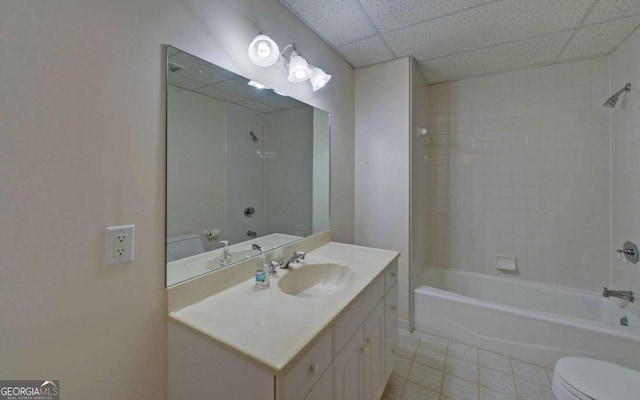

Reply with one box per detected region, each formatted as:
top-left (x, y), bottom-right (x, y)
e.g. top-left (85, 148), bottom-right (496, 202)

top-left (279, 263), bottom-right (354, 297)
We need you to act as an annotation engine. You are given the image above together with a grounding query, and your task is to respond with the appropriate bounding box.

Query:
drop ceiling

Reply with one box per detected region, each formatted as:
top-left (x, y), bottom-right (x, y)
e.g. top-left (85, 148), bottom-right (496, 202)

top-left (279, 0), bottom-right (640, 84)
top-left (168, 47), bottom-right (306, 114)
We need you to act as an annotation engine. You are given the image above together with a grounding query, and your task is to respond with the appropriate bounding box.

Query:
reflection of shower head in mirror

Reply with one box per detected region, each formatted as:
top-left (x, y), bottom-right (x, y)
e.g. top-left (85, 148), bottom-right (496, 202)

top-left (250, 131), bottom-right (259, 143)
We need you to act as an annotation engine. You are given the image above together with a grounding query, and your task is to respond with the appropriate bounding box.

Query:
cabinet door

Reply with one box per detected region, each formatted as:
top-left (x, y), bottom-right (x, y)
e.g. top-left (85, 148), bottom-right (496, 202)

top-left (334, 325), bottom-right (364, 400)
top-left (384, 282), bottom-right (399, 380)
top-left (304, 366), bottom-right (333, 400)
top-left (364, 300), bottom-right (385, 400)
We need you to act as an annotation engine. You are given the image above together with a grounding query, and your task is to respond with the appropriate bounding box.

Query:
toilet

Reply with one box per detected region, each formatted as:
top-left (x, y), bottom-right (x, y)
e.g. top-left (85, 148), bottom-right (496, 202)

top-left (167, 233), bottom-right (205, 262)
top-left (552, 357), bottom-right (640, 400)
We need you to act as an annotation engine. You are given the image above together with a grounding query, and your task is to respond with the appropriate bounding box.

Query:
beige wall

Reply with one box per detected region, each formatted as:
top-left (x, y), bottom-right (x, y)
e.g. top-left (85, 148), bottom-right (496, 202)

top-left (355, 58), bottom-right (411, 324)
top-left (167, 85), bottom-right (227, 252)
top-left (0, 1), bottom-right (354, 399)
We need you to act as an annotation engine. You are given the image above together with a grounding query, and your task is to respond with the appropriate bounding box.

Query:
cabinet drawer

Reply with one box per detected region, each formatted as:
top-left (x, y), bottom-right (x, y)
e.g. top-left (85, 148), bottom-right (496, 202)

top-left (334, 274), bottom-right (385, 357)
top-left (281, 328), bottom-right (333, 400)
top-left (384, 261), bottom-right (398, 293)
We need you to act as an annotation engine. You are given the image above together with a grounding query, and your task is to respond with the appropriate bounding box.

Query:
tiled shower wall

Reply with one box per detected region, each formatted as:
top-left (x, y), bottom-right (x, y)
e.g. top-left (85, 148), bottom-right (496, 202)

top-left (611, 26), bottom-right (640, 303)
top-left (426, 57), bottom-right (611, 292)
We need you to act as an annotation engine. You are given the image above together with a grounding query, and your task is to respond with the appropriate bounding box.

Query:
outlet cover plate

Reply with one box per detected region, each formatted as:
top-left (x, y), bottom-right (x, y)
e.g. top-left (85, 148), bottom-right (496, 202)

top-left (105, 225), bottom-right (135, 266)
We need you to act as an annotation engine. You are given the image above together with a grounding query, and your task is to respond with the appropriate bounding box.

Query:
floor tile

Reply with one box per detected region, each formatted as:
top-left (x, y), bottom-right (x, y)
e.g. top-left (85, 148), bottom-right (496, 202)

top-left (546, 368), bottom-right (554, 383)
top-left (408, 362), bottom-right (443, 392)
top-left (511, 359), bottom-right (551, 386)
top-left (415, 345), bottom-right (446, 370)
top-left (398, 337), bottom-right (418, 359)
top-left (419, 332), bottom-right (449, 353)
top-left (479, 365), bottom-right (516, 395)
top-left (402, 381), bottom-right (440, 400)
top-left (446, 356), bottom-right (479, 382)
top-left (515, 377), bottom-right (555, 400)
top-left (383, 374), bottom-right (406, 400)
top-left (448, 341), bottom-right (478, 363)
top-left (399, 330), bottom-right (421, 345)
top-left (442, 373), bottom-right (479, 400)
top-left (479, 349), bottom-right (511, 373)
top-left (394, 356), bottom-right (412, 378)
top-left (479, 386), bottom-right (517, 400)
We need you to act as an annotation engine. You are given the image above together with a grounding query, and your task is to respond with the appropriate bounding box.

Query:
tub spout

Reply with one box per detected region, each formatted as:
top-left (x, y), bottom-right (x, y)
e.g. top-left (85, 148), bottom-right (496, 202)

top-left (603, 287), bottom-right (634, 302)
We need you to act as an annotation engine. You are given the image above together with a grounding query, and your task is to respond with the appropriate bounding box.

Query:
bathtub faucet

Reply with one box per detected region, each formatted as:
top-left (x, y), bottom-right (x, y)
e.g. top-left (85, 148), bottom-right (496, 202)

top-left (602, 287), bottom-right (634, 302)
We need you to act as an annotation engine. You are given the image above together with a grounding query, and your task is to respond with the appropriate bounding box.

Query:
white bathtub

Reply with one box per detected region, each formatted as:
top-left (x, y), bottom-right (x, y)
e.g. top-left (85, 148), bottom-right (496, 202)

top-left (414, 269), bottom-right (640, 370)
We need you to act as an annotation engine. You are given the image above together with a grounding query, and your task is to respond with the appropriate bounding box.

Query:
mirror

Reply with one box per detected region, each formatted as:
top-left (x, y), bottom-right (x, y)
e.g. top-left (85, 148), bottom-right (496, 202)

top-left (165, 45), bottom-right (330, 286)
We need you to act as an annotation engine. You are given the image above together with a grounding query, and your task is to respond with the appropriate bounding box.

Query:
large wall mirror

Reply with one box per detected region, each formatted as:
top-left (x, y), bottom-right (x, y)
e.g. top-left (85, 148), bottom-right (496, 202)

top-left (165, 45), bottom-right (330, 286)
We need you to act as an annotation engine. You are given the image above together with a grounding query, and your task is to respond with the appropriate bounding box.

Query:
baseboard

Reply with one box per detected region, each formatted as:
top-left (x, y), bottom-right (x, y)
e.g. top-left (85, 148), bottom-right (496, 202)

top-left (398, 318), bottom-right (411, 333)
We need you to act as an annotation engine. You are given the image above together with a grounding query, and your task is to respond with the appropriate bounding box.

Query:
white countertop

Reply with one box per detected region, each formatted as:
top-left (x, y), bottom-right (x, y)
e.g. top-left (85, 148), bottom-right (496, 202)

top-left (169, 242), bottom-right (399, 375)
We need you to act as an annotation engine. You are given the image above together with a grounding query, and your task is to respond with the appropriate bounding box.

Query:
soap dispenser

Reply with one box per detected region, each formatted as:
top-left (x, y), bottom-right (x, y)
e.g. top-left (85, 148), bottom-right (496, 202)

top-left (255, 254), bottom-right (270, 289)
top-left (219, 240), bottom-right (231, 267)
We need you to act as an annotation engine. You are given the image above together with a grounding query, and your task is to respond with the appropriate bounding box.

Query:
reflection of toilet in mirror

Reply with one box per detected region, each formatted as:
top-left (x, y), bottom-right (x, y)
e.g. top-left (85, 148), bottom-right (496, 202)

top-left (167, 234), bottom-right (205, 262)
top-left (552, 357), bottom-right (640, 399)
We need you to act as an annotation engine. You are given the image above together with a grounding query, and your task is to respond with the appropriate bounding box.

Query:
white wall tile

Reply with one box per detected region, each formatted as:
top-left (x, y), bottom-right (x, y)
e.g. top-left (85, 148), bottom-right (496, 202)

top-left (611, 26), bottom-right (640, 318)
top-left (425, 56), bottom-right (611, 292)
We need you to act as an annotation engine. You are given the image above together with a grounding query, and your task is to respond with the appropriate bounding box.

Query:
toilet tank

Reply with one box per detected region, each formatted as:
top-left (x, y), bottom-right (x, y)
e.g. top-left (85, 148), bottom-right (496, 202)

top-left (167, 233), bottom-right (205, 262)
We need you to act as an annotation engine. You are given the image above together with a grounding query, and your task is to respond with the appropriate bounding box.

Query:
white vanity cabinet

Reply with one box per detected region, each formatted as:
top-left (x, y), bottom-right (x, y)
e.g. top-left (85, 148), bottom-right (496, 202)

top-left (168, 255), bottom-right (398, 400)
top-left (332, 262), bottom-right (397, 400)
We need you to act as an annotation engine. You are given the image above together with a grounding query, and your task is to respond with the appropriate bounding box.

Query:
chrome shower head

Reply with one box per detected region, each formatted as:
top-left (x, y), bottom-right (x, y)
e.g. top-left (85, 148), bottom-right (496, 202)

top-left (249, 131), bottom-right (259, 143)
top-left (604, 83), bottom-right (631, 108)
top-left (603, 96), bottom-right (619, 108)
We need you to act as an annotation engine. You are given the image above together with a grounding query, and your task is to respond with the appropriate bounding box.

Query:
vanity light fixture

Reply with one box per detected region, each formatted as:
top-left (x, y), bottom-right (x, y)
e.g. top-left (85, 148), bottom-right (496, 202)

top-left (309, 67), bottom-right (332, 91)
top-left (248, 34), bottom-right (280, 67)
top-left (247, 34), bottom-right (332, 91)
top-left (287, 51), bottom-right (313, 82)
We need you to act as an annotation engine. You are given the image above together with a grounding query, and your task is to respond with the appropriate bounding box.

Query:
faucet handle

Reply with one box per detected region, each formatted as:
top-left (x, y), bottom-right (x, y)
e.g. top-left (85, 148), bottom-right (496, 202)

top-left (269, 259), bottom-right (279, 275)
top-left (294, 251), bottom-right (306, 259)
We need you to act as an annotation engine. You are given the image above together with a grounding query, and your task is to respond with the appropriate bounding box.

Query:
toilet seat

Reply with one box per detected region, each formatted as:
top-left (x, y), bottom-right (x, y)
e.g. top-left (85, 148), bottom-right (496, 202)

top-left (552, 357), bottom-right (640, 400)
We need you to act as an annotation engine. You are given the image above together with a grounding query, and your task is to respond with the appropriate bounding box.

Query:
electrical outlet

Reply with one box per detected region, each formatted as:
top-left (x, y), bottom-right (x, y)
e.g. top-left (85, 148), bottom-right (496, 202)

top-left (105, 225), bottom-right (135, 266)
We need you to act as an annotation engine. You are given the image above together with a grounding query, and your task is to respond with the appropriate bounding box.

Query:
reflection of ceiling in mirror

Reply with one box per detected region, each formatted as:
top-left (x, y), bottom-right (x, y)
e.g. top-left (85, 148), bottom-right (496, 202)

top-left (168, 47), bottom-right (307, 114)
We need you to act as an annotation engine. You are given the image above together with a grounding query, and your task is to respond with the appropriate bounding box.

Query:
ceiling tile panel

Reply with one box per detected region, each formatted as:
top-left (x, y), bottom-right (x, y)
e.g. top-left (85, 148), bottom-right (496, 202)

top-left (358, 0), bottom-right (496, 33)
top-left (385, 0), bottom-right (592, 60)
top-left (281, 0), bottom-right (376, 46)
top-left (194, 85), bottom-right (248, 103)
top-left (559, 15), bottom-right (640, 60)
top-left (419, 31), bottom-right (572, 83)
top-left (169, 74), bottom-right (207, 91)
top-left (215, 77), bottom-right (269, 99)
top-left (585, 0), bottom-right (640, 24)
top-left (337, 36), bottom-right (395, 67)
top-left (169, 52), bottom-right (237, 84)
top-left (237, 100), bottom-right (279, 114)
top-left (254, 94), bottom-right (306, 110)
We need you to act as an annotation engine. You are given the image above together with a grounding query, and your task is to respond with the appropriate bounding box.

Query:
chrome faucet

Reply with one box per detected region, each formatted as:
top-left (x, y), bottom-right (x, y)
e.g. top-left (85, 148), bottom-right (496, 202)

top-left (252, 243), bottom-right (263, 254)
top-left (280, 251), bottom-right (306, 269)
top-left (603, 287), bottom-right (634, 302)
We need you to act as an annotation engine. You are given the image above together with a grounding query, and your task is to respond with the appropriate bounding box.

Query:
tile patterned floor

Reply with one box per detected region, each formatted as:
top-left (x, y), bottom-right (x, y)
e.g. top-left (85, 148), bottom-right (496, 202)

top-left (382, 330), bottom-right (556, 400)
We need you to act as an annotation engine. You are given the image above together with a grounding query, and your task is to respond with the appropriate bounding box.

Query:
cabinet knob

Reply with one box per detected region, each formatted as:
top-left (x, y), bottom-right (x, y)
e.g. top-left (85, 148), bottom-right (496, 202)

top-left (309, 363), bottom-right (320, 374)
top-left (390, 306), bottom-right (396, 311)
top-left (366, 337), bottom-right (371, 345)
top-left (391, 348), bottom-right (396, 354)
top-left (360, 346), bottom-right (365, 354)
top-left (391, 272), bottom-right (396, 277)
